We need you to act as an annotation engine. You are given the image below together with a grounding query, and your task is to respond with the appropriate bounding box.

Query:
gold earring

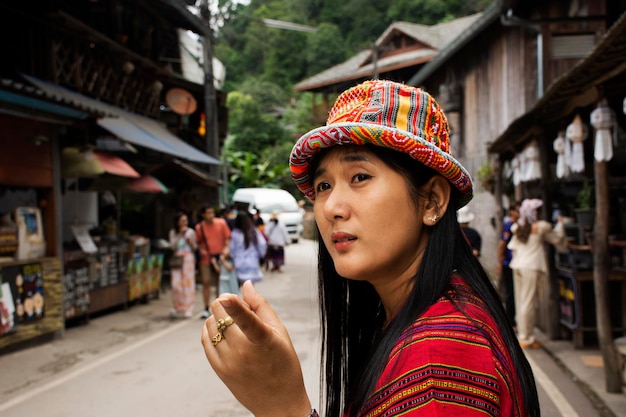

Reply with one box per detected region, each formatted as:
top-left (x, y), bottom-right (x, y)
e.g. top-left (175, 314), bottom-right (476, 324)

top-left (428, 214), bottom-right (439, 224)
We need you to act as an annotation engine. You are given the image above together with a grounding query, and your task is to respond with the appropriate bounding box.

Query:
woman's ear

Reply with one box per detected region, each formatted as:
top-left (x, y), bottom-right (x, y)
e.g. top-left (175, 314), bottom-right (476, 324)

top-left (421, 175), bottom-right (451, 225)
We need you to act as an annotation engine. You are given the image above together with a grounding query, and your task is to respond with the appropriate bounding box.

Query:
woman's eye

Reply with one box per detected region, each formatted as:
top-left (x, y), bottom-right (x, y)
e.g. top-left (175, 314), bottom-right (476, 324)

top-left (353, 173), bottom-right (372, 183)
top-left (314, 181), bottom-right (331, 194)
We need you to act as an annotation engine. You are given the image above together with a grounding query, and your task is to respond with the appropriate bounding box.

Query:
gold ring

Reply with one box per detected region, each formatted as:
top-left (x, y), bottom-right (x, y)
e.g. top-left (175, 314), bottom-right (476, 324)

top-left (211, 332), bottom-right (224, 346)
top-left (216, 316), bottom-right (234, 333)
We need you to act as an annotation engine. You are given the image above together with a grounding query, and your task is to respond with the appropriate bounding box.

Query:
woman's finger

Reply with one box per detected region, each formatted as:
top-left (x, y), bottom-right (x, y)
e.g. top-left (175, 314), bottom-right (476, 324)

top-left (201, 282), bottom-right (310, 417)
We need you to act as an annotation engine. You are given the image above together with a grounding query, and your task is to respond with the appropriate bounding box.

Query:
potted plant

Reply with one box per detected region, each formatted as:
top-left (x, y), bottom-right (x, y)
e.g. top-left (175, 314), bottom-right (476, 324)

top-left (476, 161), bottom-right (495, 193)
top-left (575, 178), bottom-right (595, 228)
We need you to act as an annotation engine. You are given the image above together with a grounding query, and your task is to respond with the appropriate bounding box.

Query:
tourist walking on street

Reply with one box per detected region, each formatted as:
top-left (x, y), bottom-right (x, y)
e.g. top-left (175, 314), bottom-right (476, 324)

top-left (168, 212), bottom-right (196, 318)
top-left (508, 198), bottom-right (566, 349)
top-left (229, 212), bottom-right (267, 285)
top-left (202, 80), bottom-right (540, 417)
top-left (195, 206), bottom-right (231, 319)
top-left (265, 211), bottom-right (290, 272)
top-left (497, 201), bottom-right (521, 328)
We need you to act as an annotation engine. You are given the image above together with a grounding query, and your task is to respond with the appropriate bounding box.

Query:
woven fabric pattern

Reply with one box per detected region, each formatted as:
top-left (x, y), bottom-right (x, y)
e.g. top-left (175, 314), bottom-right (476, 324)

top-left (289, 80), bottom-right (473, 207)
top-left (354, 277), bottom-right (525, 417)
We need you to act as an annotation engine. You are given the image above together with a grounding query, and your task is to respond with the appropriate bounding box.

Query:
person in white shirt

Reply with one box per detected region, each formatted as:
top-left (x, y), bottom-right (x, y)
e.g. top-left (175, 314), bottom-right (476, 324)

top-left (508, 198), bottom-right (566, 349)
top-left (264, 211), bottom-right (291, 272)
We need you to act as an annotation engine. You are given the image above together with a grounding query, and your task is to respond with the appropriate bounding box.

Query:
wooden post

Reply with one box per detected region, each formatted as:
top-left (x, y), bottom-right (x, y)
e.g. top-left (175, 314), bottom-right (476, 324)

top-left (593, 160), bottom-right (623, 393)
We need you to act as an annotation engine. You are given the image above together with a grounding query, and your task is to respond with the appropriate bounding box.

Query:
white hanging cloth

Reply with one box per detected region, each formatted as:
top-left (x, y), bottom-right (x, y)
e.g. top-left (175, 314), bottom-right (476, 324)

top-left (566, 114), bottom-right (586, 173)
top-left (553, 131), bottom-right (569, 179)
top-left (590, 99), bottom-right (614, 161)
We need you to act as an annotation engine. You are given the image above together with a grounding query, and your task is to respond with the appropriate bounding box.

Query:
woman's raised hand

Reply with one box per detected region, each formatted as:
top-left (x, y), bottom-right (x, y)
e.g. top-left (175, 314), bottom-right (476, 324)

top-left (201, 281), bottom-right (311, 417)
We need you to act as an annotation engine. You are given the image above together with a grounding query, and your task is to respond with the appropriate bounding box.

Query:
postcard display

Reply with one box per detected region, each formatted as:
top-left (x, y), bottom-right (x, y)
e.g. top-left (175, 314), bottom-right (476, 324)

top-left (0, 257), bottom-right (63, 349)
top-left (0, 211), bottom-right (63, 349)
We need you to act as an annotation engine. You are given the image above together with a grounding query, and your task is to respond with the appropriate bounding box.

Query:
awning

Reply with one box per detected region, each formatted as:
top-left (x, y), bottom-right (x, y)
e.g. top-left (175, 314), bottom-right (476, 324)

top-left (0, 88), bottom-right (88, 120)
top-left (101, 112), bottom-right (221, 165)
top-left (151, 158), bottom-right (221, 187)
top-left (23, 75), bottom-right (221, 165)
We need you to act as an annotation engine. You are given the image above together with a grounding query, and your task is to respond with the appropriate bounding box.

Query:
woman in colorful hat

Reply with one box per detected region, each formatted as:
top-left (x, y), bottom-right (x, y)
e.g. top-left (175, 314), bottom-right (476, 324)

top-left (202, 80), bottom-right (540, 417)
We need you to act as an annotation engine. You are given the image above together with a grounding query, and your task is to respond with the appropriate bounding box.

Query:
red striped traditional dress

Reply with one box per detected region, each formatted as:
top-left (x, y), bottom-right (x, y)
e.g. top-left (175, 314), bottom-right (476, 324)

top-left (356, 276), bottom-right (526, 417)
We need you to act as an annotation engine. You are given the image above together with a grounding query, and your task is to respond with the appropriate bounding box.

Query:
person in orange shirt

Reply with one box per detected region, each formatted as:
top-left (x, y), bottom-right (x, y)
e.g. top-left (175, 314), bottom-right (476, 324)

top-left (195, 206), bottom-right (231, 318)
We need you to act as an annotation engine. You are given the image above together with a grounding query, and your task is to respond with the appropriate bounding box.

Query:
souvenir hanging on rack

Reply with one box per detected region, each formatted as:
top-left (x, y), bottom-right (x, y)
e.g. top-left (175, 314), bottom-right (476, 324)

top-left (523, 141), bottom-right (542, 181)
top-left (511, 155), bottom-right (521, 186)
top-left (553, 131), bottom-right (569, 179)
top-left (565, 114), bottom-right (587, 173)
top-left (590, 98), bottom-right (614, 161)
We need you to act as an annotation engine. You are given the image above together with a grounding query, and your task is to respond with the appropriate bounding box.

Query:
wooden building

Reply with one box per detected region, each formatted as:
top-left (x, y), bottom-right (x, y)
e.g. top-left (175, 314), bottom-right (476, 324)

top-left (408, 0), bottom-right (626, 391)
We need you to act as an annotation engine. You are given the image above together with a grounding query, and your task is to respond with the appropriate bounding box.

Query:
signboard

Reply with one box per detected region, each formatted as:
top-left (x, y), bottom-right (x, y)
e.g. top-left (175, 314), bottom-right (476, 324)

top-left (558, 270), bottom-right (579, 329)
top-left (70, 225), bottom-right (98, 254)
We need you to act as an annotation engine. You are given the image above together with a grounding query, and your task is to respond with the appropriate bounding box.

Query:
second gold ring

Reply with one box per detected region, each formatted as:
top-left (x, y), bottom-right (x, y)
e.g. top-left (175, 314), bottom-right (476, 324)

top-left (216, 316), bottom-right (234, 333)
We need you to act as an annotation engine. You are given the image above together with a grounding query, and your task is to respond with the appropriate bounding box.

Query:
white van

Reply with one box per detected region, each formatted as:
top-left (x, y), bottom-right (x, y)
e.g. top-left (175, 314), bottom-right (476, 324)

top-left (231, 188), bottom-right (303, 243)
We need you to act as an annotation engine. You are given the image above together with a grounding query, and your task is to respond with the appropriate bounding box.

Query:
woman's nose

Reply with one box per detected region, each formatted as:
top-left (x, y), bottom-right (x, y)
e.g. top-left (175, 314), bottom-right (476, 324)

top-left (321, 188), bottom-right (350, 221)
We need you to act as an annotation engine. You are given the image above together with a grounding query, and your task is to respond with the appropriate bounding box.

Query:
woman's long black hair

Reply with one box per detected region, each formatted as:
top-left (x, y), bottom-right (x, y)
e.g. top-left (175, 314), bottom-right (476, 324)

top-left (234, 212), bottom-right (258, 248)
top-left (310, 145), bottom-right (540, 417)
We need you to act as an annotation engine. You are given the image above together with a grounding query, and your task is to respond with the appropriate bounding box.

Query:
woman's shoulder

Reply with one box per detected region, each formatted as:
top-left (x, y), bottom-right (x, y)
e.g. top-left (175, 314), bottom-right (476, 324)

top-left (534, 220), bottom-right (553, 234)
top-left (394, 286), bottom-right (503, 361)
top-left (416, 276), bottom-right (495, 329)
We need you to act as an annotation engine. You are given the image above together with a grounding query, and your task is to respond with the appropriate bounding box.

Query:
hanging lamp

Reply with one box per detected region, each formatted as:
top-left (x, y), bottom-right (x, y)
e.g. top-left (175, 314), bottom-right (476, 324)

top-left (590, 98), bottom-right (614, 161)
top-left (523, 141), bottom-right (542, 181)
top-left (565, 114), bottom-right (586, 173)
top-left (511, 155), bottom-right (521, 186)
top-left (553, 131), bottom-right (569, 179)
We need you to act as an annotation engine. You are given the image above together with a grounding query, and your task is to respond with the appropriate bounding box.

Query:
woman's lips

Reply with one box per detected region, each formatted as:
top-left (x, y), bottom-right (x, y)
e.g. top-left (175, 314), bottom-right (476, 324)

top-left (331, 232), bottom-right (357, 250)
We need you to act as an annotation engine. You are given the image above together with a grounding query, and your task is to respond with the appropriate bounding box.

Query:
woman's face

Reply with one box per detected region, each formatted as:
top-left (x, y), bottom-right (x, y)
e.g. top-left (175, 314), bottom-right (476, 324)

top-left (313, 146), bottom-right (429, 291)
top-left (178, 215), bottom-right (188, 229)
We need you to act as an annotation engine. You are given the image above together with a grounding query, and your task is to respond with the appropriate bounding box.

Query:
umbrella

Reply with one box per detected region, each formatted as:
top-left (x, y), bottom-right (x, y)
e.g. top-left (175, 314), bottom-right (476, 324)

top-left (61, 148), bottom-right (139, 178)
top-left (127, 174), bottom-right (169, 193)
top-left (93, 151), bottom-right (140, 177)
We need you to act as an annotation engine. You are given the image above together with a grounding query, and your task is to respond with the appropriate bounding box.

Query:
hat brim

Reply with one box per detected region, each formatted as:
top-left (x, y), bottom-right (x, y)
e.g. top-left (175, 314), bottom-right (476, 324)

top-left (290, 122), bottom-right (473, 208)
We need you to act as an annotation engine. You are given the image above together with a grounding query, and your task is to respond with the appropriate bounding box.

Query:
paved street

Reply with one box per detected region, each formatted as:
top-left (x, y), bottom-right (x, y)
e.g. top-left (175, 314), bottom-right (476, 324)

top-left (0, 238), bottom-right (624, 416)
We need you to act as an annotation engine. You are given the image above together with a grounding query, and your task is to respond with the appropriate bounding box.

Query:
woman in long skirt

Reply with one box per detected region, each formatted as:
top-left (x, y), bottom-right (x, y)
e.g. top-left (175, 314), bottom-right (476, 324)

top-left (168, 212), bottom-right (197, 318)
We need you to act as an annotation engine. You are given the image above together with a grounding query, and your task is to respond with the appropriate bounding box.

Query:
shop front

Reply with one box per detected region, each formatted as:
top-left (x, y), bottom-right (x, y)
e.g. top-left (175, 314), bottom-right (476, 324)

top-left (0, 78), bottom-right (220, 354)
top-left (489, 14), bottom-right (626, 349)
top-left (0, 114), bottom-right (64, 351)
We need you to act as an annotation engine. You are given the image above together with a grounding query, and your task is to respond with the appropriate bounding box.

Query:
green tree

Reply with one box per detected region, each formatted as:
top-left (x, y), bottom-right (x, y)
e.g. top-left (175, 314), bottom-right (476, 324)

top-left (305, 23), bottom-right (347, 76)
top-left (388, 0), bottom-right (492, 24)
top-left (225, 149), bottom-right (289, 189)
top-left (226, 90), bottom-right (288, 152)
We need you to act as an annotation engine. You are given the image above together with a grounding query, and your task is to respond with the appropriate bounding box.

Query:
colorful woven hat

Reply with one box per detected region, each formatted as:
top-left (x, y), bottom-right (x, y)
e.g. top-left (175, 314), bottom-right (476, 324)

top-left (289, 80), bottom-right (473, 207)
